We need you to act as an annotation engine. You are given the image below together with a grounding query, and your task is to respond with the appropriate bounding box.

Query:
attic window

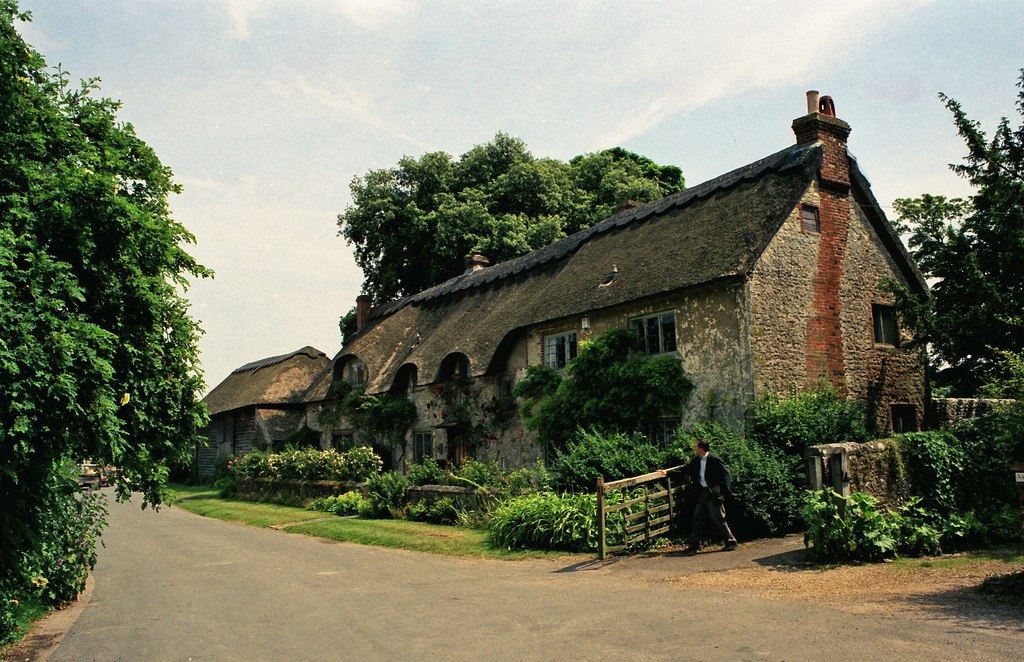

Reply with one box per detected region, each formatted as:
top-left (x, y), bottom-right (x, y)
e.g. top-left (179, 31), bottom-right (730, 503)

top-left (801, 204), bottom-right (820, 234)
top-left (872, 304), bottom-right (898, 346)
top-left (543, 332), bottom-right (578, 370)
top-left (343, 359), bottom-right (367, 386)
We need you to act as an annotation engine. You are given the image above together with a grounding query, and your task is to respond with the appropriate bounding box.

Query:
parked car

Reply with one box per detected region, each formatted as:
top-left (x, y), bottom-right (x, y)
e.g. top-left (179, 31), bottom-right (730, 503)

top-left (77, 462), bottom-right (101, 488)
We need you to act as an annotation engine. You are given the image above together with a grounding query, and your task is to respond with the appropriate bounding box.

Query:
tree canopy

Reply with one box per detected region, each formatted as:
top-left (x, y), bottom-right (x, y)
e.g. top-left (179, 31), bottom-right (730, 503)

top-left (338, 133), bottom-right (684, 303)
top-left (893, 69), bottom-right (1024, 395)
top-left (1, 1), bottom-right (209, 591)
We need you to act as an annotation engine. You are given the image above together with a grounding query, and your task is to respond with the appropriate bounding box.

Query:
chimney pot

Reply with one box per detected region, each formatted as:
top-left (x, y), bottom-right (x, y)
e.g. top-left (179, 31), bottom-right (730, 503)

top-left (819, 95), bottom-right (836, 117)
top-left (806, 90), bottom-right (820, 115)
top-left (464, 254), bottom-right (490, 273)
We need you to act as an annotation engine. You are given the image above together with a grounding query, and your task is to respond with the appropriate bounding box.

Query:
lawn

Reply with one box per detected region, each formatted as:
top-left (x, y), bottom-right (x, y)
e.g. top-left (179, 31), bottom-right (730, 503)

top-left (168, 484), bottom-right (569, 560)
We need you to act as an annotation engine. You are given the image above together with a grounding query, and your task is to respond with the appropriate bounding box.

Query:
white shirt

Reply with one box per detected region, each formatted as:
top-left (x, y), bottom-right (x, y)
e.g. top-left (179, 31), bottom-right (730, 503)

top-left (699, 455), bottom-right (708, 487)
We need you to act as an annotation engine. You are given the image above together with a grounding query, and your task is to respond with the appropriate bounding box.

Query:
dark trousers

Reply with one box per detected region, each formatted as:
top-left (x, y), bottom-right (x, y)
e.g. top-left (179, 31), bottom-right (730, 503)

top-left (687, 487), bottom-right (736, 545)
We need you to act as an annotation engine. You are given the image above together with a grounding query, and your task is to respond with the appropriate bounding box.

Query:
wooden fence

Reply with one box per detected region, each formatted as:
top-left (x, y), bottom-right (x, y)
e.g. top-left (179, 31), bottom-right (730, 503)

top-left (596, 465), bottom-right (686, 560)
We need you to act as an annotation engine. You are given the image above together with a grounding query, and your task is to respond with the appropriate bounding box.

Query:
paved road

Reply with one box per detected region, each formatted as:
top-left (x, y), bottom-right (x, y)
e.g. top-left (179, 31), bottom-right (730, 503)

top-left (53, 494), bottom-right (1020, 661)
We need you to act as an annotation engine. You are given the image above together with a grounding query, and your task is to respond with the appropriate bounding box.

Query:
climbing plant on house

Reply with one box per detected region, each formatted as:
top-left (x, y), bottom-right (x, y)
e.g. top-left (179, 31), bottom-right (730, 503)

top-left (514, 328), bottom-right (693, 453)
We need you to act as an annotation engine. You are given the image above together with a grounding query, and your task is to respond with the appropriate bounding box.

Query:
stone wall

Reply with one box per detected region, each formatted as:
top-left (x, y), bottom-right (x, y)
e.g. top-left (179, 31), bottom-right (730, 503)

top-left (927, 397), bottom-right (1005, 429)
top-left (805, 439), bottom-right (909, 509)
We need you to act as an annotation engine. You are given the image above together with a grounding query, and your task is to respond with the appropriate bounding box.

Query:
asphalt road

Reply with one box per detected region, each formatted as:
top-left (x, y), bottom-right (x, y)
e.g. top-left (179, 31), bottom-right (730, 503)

top-left (51, 494), bottom-right (1020, 661)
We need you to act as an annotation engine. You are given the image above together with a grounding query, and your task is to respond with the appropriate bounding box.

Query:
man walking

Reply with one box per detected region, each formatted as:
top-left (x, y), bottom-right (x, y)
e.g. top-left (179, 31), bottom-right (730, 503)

top-left (681, 438), bottom-right (737, 553)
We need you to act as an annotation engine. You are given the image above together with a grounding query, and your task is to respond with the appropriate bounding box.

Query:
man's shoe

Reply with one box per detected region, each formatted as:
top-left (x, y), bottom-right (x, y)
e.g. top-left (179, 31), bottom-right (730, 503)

top-left (723, 541), bottom-right (738, 551)
top-left (682, 544), bottom-right (701, 555)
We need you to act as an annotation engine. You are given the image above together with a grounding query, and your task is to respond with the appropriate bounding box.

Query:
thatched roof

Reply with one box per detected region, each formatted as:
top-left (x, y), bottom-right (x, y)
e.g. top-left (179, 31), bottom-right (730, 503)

top-left (203, 346), bottom-right (329, 416)
top-left (336, 140), bottom-right (926, 395)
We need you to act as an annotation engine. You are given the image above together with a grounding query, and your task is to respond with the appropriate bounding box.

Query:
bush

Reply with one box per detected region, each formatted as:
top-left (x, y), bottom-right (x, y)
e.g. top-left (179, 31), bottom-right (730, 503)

top-left (229, 447), bottom-right (382, 483)
top-left (362, 472), bottom-right (409, 519)
top-left (667, 422), bottom-right (801, 539)
top-left (802, 489), bottom-right (897, 562)
top-left (343, 446), bottom-right (383, 482)
top-left (487, 492), bottom-right (598, 551)
top-left (551, 430), bottom-right (665, 492)
top-left (213, 475), bottom-right (236, 498)
top-left (407, 496), bottom-right (462, 525)
top-left (751, 384), bottom-right (870, 457)
top-left (407, 458), bottom-right (449, 486)
top-left (308, 491), bottom-right (366, 516)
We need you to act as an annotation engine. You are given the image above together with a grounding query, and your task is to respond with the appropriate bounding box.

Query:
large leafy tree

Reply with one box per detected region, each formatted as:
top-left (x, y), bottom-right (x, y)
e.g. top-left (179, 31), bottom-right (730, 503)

top-left (894, 70), bottom-right (1024, 395)
top-left (339, 133), bottom-right (684, 303)
top-left (1, 1), bottom-right (209, 587)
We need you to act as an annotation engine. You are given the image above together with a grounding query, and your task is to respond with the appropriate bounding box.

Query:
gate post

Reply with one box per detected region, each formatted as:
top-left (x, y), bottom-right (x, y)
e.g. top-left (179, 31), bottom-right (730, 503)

top-left (596, 477), bottom-right (606, 560)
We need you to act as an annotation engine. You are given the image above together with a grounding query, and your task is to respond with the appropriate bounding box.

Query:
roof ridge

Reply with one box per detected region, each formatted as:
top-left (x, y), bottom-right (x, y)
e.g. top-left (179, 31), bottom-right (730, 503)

top-left (360, 142), bottom-right (819, 326)
top-left (232, 346), bottom-right (325, 374)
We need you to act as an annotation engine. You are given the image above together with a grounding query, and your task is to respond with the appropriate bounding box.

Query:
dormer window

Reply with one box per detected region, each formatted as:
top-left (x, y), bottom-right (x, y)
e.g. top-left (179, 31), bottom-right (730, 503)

top-left (343, 358), bottom-right (367, 386)
top-left (438, 353), bottom-right (470, 382)
top-left (801, 204), bottom-right (820, 234)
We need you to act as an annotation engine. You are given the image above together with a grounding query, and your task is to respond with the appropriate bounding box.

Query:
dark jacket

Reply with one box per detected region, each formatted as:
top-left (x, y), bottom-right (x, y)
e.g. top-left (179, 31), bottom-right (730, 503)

top-left (681, 453), bottom-right (732, 500)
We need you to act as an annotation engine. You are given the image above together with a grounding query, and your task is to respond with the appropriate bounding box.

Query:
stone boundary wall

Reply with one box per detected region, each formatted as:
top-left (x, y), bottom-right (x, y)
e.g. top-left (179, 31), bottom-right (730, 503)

top-left (805, 439), bottom-right (908, 509)
top-left (407, 484), bottom-right (482, 510)
top-left (236, 477), bottom-right (363, 503)
top-left (927, 397), bottom-right (1007, 429)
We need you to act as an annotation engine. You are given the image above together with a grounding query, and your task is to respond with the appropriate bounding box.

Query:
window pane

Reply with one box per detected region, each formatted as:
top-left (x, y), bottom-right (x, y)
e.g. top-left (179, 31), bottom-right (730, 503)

top-left (567, 333), bottom-right (578, 361)
top-left (661, 313), bottom-right (676, 353)
top-left (873, 305), bottom-right (898, 345)
top-left (646, 317), bottom-right (659, 354)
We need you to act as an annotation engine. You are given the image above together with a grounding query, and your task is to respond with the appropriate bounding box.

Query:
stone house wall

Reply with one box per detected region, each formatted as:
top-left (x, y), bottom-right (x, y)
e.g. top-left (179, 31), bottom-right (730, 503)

top-left (748, 180), bottom-right (926, 434)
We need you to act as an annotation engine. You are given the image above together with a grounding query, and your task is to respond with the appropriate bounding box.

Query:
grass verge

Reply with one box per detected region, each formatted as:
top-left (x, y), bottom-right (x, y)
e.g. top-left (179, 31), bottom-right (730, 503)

top-left (168, 484), bottom-right (570, 560)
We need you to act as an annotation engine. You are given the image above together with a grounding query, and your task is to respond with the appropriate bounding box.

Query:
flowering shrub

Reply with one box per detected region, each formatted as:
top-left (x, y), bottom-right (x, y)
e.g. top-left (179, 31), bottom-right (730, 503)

top-left (229, 447), bottom-right (382, 483)
top-left (32, 485), bottom-right (109, 605)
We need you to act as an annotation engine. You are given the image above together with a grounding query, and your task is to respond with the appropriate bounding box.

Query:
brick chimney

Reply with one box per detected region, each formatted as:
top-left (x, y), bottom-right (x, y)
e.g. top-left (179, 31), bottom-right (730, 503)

top-left (792, 90), bottom-right (851, 188)
top-left (355, 294), bottom-right (372, 331)
top-left (794, 90), bottom-right (852, 394)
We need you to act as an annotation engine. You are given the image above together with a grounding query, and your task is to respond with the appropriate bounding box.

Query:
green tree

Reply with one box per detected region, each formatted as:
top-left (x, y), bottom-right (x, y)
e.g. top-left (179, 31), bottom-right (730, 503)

top-left (893, 70), bottom-right (1024, 394)
top-left (1, 0), bottom-right (209, 605)
top-left (513, 328), bottom-right (693, 453)
top-left (339, 134), bottom-right (684, 303)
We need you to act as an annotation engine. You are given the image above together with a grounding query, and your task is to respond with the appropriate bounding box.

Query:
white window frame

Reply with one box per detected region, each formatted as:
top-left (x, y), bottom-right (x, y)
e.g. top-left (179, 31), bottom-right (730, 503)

top-left (543, 331), bottom-right (578, 369)
top-left (629, 311), bottom-right (677, 355)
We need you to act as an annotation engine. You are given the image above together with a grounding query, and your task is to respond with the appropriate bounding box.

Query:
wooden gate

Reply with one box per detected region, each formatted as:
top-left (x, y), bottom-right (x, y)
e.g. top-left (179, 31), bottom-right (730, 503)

top-left (596, 466), bottom-right (686, 560)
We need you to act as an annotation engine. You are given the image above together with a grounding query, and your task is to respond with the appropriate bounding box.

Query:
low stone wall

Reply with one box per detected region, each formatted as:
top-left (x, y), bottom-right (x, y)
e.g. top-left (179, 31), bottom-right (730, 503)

top-left (805, 439), bottom-right (908, 509)
top-left (928, 397), bottom-right (1007, 429)
top-left (236, 477), bottom-right (363, 503)
top-left (407, 484), bottom-right (482, 509)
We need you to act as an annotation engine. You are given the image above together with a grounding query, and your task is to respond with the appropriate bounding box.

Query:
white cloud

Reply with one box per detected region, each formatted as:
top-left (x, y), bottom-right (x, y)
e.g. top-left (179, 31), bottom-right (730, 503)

top-left (219, 0), bottom-right (416, 39)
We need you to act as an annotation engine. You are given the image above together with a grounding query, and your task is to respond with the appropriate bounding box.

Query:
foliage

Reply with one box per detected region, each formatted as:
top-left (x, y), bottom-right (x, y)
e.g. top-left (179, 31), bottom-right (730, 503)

top-left (307, 491), bottom-right (366, 517)
top-left (407, 496), bottom-right (462, 525)
top-left (896, 431), bottom-right (965, 515)
top-left (667, 422), bottom-right (802, 539)
top-left (407, 457), bottom-right (449, 486)
top-left (802, 489), bottom-right (898, 562)
top-left (343, 387), bottom-right (418, 444)
top-left (212, 474), bottom-right (236, 498)
top-left (802, 489), bottom-right (944, 563)
top-left (550, 430), bottom-right (665, 492)
top-left (1, 5), bottom-right (208, 636)
top-left (424, 376), bottom-right (517, 452)
top-left (487, 492), bottom-right (599, 552)
top-left (514, 328), bottom-right (693, 453)
top-left (228, 447), bottom-right (382, 483)
top-left (750, 384), bottom-right (870, 457)
top-left (361, 471), bottom-right (409, 519)
top-left (339, 133), bottom-right (685, 302)
top-left (891, 70), bottom-right (1024, 394)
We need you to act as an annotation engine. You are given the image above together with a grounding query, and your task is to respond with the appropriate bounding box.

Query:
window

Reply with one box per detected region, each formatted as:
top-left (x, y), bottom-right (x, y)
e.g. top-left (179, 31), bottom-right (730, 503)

top-left (645, 420), bottom-right (679, 447)
top-left (801, 204), bottom-right (820, 233)
top-left (343, 359), bottom-right (367, 386)
top-left (413, 432), bottom-right (433, 464)
top-left (332, 432), bottom-right (355, 452)
top-left (543, 332), bottom-right (578, 369)
top-left (890, 404), bottom-right (917, 433)
top-left (629, 311), bottom-right (677, 355)
top-left (872, 304), bottom-right (898, 346)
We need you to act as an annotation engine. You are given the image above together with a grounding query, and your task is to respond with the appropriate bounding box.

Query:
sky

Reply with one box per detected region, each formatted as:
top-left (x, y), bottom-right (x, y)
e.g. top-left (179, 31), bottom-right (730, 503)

top-left (14, 0), bottom-right (1024, 393)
